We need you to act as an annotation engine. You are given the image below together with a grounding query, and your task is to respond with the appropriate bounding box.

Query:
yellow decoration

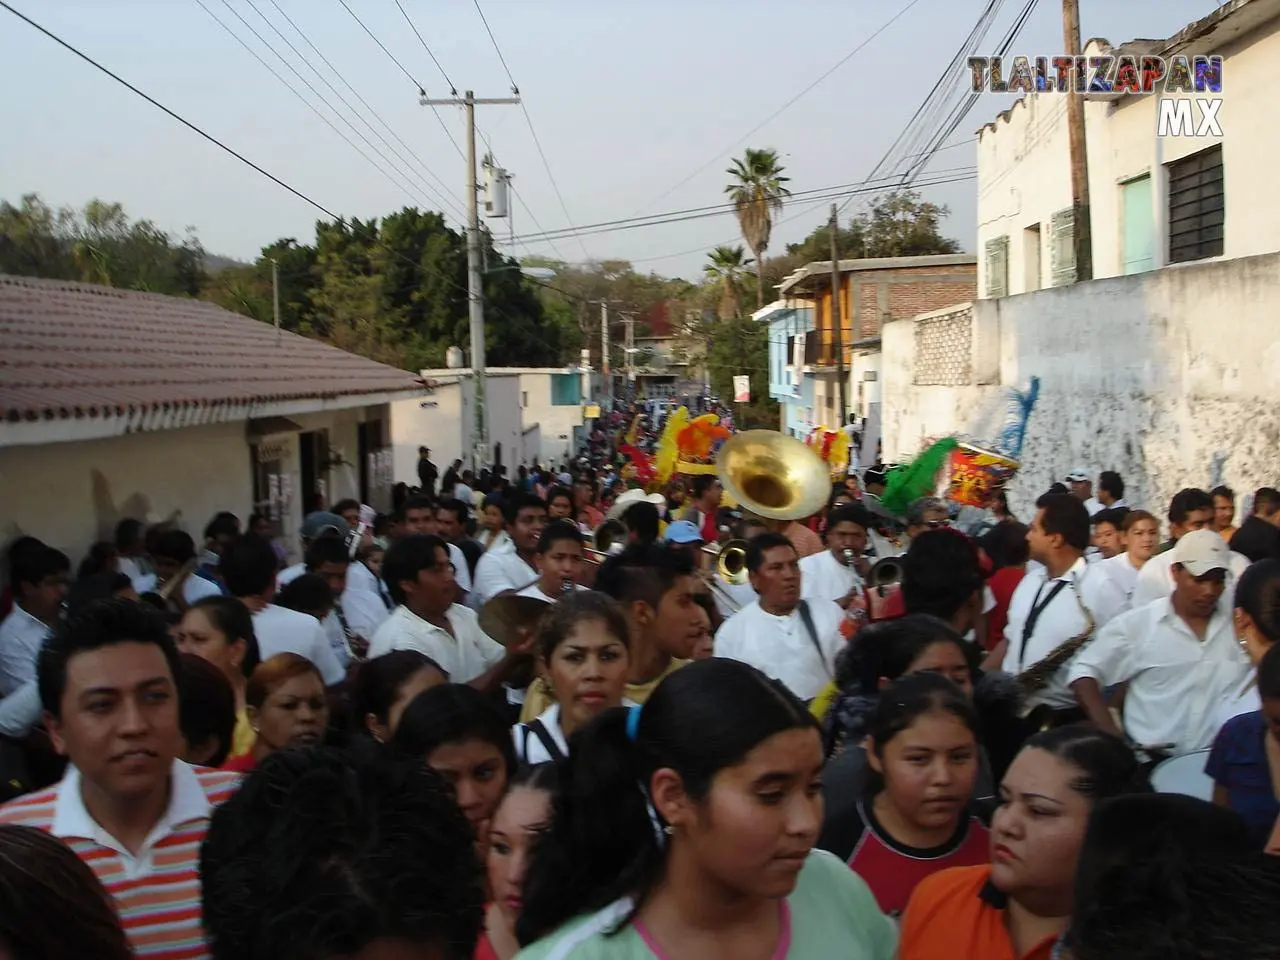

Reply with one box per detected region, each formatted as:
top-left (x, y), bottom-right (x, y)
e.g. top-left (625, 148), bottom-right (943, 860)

top-left (654, 406), bottom-right (691, 485)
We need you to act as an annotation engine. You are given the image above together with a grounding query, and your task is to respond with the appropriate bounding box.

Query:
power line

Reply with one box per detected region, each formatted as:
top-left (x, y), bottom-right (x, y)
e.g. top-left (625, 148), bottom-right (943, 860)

top-left (393, 0), bottom-right (456, 93)
top-left (471, 0), bottom-right (591, 260)
top-left (238, 0), bottom-right (464, 219)
top-left (631, 0), bottom-right (927, 218)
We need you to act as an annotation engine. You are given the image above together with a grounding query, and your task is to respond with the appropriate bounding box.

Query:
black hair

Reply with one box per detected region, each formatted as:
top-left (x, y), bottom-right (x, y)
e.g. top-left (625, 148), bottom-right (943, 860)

top-left (535, 590), bottom-right (631, 663)
top-left (901, 530), bottom-right (984, 622)
top-left (303, 535), bottom-right (350, 571)
top-left (66, 571), bottom-right (133, 614)
top-left (399, 494), bottom-right (436, 520)
top-left (1021, 725), bottom-right (1148, 801)
top-left (595, 543), bottom-right (695, 610)
top-left (691, 474), bottom-right (718, 500)
top-left (391, 683), bottom-right (517, 777)
top-left (177, 652), bottom-right (236, 768)
top-left (827, 502), bottom-right (873, 533)
top-left (10, 543), bottom-right (70, 594)
top-left (744, 531), bottom-right (796, 573)
top-left (203, 512), bottom-right (240, 542)
top-left (863, 672), bottom-right (979, 798)
top-left (1098, 471), bottom-right (1124, 500)
top-left (332, 498), bottom-right (360, 517)
top-left (593, 519), bottom-right (628, 553)
top-left (1236, 559), bottom-right (1280, 646)
top-left (437, 497), bottom-right (469, 523)
top-left (1034, 493), bottom-right (1091, 552)
top-left (1047, 482), bottom-right (1069, 495)
top-left (1210, 484), bottom-right (1235, 504)
top-left (1092, 507), bottom-right (1129, 530)
top-left (481, 492), bottom-right (506, 513)
top-left (517, 659), bottom-right (819, 944)
top-left (503, 493), bottom-right (548, 525)
top-left (152, 529), bottom-right (197, 564)
top-left (200, 746), bottom-right (485, 960)
top-left (545, 485), bottom-right (574, 511)
top-left (506, 761), bottom-right (560, 796)
top-left (833, 614), bottom-right (976, 698)
top-left (38, 598), bottom-right (181, 718)
top-left (1168, 488), bottom-right (1213, 525)
top-left (537, 518), bottom-right (584, 555)
top-left (220, 534), bottom-right (280, 598)
top-left (1069, 793), bottom-right (1277, 960)
top-left (187, 596), bottom-right (261, 678)
top-left (979, 520), bottom-right (1030, 569)
top-left (76, 541), bottom-right (119, 580)
top-left (621, 501), bottom-right (660, 545)
top-left (351, 650), bottom-right (449, 729)
top-left (0, 823), bottom-right (133, 960)
top-left (381, 534), bottom-right (450, 607)
top-left (114, 517), bottom-right (144, 551)
top-left (275, 574), bottom-right (334, 620)
top-left (1254, 487), bottom-right (1280, 517)
top-left (691, 590), bottom-right (722, 634)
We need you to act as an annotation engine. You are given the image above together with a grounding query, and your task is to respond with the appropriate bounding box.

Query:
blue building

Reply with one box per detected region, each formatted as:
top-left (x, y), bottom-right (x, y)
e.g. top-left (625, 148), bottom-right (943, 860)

top-left (756, 300), bottom-right (816, 439)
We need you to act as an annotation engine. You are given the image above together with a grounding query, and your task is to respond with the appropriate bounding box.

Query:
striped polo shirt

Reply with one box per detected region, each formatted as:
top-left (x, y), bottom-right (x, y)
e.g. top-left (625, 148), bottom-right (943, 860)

top-left (0, 761), bottom-right (240, 959)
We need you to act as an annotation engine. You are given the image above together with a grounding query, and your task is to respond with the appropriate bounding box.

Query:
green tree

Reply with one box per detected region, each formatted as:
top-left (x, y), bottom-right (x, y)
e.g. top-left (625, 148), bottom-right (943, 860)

top-left (702, 245), bottom-right (753, 320)
top-left (704, 313), bottom-right (777, 427)
top-left (725, 148), bottom-right (791, 309)
top-left (858, 190), bottom-right (960, 258)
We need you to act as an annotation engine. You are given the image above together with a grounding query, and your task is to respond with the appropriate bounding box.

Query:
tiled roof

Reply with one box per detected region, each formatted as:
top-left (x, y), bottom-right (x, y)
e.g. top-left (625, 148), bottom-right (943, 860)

top-left (0, 274), bottom-right (425, 424)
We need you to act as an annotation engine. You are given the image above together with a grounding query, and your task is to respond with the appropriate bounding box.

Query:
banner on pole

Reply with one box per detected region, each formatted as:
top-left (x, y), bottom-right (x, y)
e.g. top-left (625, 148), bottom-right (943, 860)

top-left (732, 375), bottom-right (751, 403)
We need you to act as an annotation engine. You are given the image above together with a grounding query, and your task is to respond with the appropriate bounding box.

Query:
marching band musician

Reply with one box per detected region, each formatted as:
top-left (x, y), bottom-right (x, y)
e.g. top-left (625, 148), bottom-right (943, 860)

top-left (516, 520), bottom-right (589, 603)
top-left (800, 503), bottom-right (873, 610)
top-left (473, 494), bottom-right (549, 605)
top-left (714, 532), bottom-right (846, 703)
top-left (993, 494), bottom-right (1122, 727)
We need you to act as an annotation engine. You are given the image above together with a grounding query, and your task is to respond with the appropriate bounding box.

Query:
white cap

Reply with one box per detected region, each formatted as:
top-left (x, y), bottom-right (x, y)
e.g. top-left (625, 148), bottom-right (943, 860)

top-left (1171, 529), bottom-right (1230, 577)
top-left (1065, 468), bottom-right (1090, 483)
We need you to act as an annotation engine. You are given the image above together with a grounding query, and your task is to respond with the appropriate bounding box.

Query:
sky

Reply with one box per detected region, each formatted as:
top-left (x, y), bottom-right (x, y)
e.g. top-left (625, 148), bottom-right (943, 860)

top-left (1, 0), bottom-right (1221, 281)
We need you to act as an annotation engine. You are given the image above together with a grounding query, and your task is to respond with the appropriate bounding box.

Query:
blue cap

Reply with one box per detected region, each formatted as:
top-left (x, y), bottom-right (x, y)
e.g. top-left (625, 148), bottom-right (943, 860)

top-left (664, 520), bottom-right (704, 545)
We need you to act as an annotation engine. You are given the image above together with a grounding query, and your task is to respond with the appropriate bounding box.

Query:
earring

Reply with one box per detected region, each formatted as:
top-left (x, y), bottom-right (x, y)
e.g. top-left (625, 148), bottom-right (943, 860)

top-left (663, 825), bottom-right (674, 836)
top-left (251, 725), bottom-right (260, 733)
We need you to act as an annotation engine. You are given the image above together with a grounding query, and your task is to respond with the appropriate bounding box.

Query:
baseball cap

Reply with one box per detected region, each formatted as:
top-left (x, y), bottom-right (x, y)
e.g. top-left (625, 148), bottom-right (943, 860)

top-left (1171, 529), bottom-right (1230, 577)
top-left (301, 511), bottom-right (349, 541)
top-left (664, 520), bottom-right (704, 545)
top-left (1064, 468), bottom-right (1091, 483)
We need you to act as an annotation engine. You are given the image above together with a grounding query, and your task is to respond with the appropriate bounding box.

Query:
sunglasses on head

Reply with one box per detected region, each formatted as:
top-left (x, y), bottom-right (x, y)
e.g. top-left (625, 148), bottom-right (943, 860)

top-left (924, 519), bottom-right (952, 529)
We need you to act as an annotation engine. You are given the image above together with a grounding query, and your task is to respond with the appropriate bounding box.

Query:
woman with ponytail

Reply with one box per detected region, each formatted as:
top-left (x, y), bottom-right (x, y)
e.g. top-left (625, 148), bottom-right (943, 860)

top-left (515, 658), bottom-right (896, 959)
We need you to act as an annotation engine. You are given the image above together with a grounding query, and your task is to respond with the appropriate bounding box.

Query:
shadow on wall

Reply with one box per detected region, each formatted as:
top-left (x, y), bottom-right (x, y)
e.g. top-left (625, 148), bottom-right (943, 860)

top-left (90, 469), bottom-right (157, 546)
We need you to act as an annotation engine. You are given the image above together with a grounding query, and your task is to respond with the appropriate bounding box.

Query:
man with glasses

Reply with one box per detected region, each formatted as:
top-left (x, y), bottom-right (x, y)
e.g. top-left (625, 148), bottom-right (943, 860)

top-left (905, 497), bottom-right (953, 543)
top-left (368, 534), bottom-right (530, 688)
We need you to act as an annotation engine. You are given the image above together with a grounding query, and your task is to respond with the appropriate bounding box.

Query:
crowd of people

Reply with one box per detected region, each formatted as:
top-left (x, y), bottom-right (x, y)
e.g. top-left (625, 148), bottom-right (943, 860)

top-left (1, 442), bottom-right (1279, 960)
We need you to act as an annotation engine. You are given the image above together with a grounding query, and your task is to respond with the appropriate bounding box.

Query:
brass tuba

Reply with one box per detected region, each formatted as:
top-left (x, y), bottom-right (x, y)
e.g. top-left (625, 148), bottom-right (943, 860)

top-left (702, 539), bottom-right (750, 585)
top-left (866, 556), bottom-right (904, 591)
top-left (715, 430), bottom-right (832, 522)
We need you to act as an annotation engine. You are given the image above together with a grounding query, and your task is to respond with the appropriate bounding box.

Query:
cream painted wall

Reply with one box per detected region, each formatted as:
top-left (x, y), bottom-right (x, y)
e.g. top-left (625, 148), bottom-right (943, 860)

top-left (517, 372), bottom-right (582, 466)
top-left (882, 253), bottom-right (1280, 525)
top-left (977, 17), bottom-right (1280, 295)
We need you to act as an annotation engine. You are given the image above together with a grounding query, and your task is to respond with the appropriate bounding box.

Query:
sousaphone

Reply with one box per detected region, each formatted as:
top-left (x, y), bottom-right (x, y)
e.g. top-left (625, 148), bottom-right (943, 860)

top-left (715, 430), bottom-right (833, 522)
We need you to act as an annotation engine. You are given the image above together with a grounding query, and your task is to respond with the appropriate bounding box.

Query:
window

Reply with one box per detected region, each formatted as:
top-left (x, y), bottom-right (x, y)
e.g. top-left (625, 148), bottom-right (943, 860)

top-left (1049, 208), bottom-right (1076, 286)
top-left (521, 391), bottom-right (528, 408)
top-left (984, 236), bottom-right (1009, 298)
top-left (550, 374), bottom-right (579, 406)
top-left (1023, 223), bottom-right (1042, 291)
top-left (1167, 144), bottom-right (1224, 264)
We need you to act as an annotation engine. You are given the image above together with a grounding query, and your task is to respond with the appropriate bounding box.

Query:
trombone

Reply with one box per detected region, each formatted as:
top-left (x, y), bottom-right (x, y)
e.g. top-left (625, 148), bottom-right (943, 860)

top-left (700, 539), bottom-right (750, 613)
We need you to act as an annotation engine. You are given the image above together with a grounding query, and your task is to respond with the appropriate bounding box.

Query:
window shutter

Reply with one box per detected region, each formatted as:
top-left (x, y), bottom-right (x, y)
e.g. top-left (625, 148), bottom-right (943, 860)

top-left (1050, 209), bottom-right (1076, 286)
top-left (984, 236), bottom-right (1009, 298)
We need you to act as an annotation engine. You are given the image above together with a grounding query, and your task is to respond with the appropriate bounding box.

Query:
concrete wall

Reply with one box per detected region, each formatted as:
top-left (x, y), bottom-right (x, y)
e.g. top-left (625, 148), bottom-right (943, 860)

top-left (882, 254), bottom-right (1280, 524)
top-left (0, 404), bottom-right (383, 567)
top-left (978, 13), bottom-right (1280, 294)
top-left (517, 372), bottom-right (582, 466)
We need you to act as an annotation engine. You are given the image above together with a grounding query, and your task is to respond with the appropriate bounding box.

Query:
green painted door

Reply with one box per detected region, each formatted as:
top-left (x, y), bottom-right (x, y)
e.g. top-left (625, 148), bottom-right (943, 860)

top-left (1122, 176), bottom-right (1155, 275)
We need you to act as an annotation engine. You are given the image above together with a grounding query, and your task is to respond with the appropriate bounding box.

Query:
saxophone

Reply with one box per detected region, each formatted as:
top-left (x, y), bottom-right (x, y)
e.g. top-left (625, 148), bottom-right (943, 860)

top-left (1015, 587), bottom-right (1096, 698)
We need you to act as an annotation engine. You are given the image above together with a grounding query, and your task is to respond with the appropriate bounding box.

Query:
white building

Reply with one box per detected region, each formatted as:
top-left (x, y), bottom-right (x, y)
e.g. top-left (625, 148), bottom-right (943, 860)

top-left (0, 274), bottom-right (426, 565)
top-left (390, 367), bottom-right (593, 480)
top-left (977, 0), bottom-right (1278, 298)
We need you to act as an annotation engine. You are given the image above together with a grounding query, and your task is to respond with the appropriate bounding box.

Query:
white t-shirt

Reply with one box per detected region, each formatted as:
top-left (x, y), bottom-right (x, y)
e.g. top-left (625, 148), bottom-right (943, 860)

top-left (516, 581), bottom-right (585, 603)
top-left (1095, 552), bottom-right (1144, 615)
top-left (277, 562), bottom-right (306, 589)
top-left (714, 598), bottom-right (846, 701)
top-left (251, 604), bottom-right (346, 686)
top-left (710, 578), bottom-right (757, 619)
top-left (367, 603), bottom-right (506, 684)
top-left (474, 548), bottom-right (539, 604)
top-left (131, 573), bottom-right (223, 607)
top-left (799, 550), bottom-right (861, 605)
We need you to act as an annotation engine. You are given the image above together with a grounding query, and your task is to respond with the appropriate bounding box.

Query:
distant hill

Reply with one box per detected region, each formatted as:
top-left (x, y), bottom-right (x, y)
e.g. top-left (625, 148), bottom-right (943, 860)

top-left (203, 253), bottom-right (250, 274)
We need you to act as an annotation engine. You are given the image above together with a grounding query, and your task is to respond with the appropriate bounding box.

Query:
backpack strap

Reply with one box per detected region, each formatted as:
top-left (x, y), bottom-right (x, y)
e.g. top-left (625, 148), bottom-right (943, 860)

top-left (796, 600), bottom-right (833, 680)
top-left (524, 719), bottom-right (567, 763)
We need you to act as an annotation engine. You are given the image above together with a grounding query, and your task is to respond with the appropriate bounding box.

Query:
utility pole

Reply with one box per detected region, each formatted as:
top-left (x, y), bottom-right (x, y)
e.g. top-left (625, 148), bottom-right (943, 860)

top-left (421, 89), bottom-right (520, 472)
top-left (600, 300), bottom-right (611, 408)
top-left (623, 312), bottom-right (635, 393)
top-left (829, 204), bottom-right (847, 426)
top-left (1063, 0), bottom-right (1093, 281)
top-left (271, 258), bottom-right (281, 344)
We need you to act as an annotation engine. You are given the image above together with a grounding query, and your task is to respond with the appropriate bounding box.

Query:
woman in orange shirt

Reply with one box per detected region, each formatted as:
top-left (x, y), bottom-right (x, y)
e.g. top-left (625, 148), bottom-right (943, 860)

top-left (897, 727), bottom-right (1144, 960)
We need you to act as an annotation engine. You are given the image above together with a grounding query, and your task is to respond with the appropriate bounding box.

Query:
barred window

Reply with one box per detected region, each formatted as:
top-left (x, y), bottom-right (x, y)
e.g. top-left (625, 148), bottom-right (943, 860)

top-left (913, 308), bottom-right (972, 386)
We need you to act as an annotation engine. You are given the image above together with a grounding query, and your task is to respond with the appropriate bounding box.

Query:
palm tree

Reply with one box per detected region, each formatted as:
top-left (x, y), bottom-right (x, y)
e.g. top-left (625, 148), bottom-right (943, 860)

top-left (725, 148), bottom-right (791, 308)
top-left (703, 245), bottom-right (753, 320)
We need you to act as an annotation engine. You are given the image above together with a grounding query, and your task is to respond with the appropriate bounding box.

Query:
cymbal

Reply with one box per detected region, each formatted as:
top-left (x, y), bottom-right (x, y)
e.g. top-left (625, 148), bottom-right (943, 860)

top-left (478, 594), bottom-right (550, 648)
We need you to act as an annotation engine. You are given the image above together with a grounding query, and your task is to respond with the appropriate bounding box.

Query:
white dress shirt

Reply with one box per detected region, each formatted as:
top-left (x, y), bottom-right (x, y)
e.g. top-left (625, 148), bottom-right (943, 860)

top-left (367, 603), bottom-right (506, 683)
top-left (131, 573), bottom-right (223, 606)
top-left (710, 578), bottom-right (757, 619)
top-left (0, 606), bottom-right (52, 696)
top-left (276, 562), bottom-right (306, 589)
top-left (446, 542), bottom-right (473, 601)
top-left (800, 550), bottom-right (862, 605)
top-left (1083, 497), bottom-right (1105, 516)
top-left (1094, 552), bottom-right (1145, 615)
top-left (251, 604), bottom-right (346, 686)
top-left (1213, 675), bottom-right (1262, 736)
top-left (714, 598), bottom-right (845, 701)
top-left (1067, 596), bottom-right (1248, 754)
top-left (513, 703), bottom-right (571, 764)
top-left (1000, 556), bottom-right (1120, 710)
top-left (1131, 541), bottom-right (1251, 610)
top-left (516, 581), bottom-right (585, 603)
top-left (341, 583), bottom-right (391, 638)
top-left (346, 560), bottom-right (393, 611)
top-left (473, 548), bottom-right (539, 604)
top-left (478, 529), bottom-right (513, 554)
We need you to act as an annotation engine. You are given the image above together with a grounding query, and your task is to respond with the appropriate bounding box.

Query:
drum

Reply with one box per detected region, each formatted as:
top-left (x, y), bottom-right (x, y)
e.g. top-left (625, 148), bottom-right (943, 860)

top-left (947, 443), bottom-right (1020, 508)
top-left (1149, 750), bottom-right (1214, 801)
